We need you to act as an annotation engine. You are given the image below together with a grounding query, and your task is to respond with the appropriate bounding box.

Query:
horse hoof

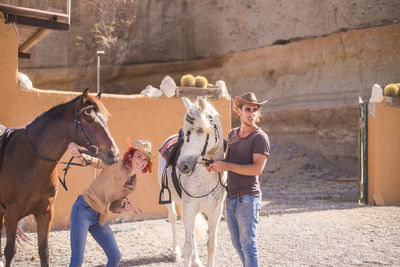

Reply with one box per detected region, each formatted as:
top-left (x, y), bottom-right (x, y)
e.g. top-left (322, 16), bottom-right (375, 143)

top-left (172, 248), bottom-right (182, 262)
top-left (191, 258), bottom-right (203, 267)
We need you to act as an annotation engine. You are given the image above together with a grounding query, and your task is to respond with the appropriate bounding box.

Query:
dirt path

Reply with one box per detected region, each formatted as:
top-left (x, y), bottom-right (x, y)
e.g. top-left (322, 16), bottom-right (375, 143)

top-left (4, 141), bottom-right (400, 266)
top-left (5, 176), bottom-right (400, 267)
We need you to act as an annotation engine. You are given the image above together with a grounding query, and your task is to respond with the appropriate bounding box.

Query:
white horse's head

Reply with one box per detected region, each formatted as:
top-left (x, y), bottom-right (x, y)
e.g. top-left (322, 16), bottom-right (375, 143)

top-left (177, 97), bottom-right (223, 175)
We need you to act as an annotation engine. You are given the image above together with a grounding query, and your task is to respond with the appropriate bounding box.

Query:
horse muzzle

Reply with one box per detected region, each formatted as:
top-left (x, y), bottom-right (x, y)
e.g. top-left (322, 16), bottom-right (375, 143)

top-left (101, 149), bottom-right (119, 165)
top-left (177, 155), bottom-right (197, 175)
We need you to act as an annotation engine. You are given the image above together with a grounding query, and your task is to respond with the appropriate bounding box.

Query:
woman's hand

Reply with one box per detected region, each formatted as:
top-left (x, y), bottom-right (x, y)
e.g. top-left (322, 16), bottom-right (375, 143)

top-left (68, 142), bottom-right (82, 158)
top-left (121, 198), bottom-right (132, 212)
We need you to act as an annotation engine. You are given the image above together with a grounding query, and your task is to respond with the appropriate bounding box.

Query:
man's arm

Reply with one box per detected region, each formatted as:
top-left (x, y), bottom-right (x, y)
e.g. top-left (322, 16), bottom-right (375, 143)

top-left (209, 153), bottom-right (268, 176)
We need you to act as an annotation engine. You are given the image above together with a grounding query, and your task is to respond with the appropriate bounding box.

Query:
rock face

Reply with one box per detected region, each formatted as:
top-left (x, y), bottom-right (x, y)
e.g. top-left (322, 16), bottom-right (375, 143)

top-left (19, 0), bottom-right (399, 67)
top-left (15, 0), bottom-right (400, 177)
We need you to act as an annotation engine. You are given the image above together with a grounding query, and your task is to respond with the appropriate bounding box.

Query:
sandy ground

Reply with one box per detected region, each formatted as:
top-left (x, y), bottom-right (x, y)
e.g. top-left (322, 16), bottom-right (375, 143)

top-left (4, 181), bottom-right (400, 267)
top-left (3, 141), bottom-right (400, 266)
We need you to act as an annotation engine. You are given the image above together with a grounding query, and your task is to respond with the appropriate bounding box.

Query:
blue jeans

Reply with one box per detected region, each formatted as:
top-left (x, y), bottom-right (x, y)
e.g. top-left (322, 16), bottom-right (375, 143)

top-left (226, 194), bottom-right (261, 267)
top-left (69, 195), bottom-right (121, 267)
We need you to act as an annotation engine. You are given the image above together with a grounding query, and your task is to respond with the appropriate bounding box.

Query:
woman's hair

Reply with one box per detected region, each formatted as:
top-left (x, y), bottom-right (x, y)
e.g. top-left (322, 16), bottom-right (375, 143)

top-left (122, 148), bottom-right (152, 173)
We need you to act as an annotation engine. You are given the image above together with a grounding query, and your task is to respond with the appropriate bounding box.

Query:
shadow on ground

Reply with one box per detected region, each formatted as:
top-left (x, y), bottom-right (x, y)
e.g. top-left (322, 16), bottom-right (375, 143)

top-left (260, 141), bottom-right (360, 215)
top-left (94, 254), bottom-right (173, 267)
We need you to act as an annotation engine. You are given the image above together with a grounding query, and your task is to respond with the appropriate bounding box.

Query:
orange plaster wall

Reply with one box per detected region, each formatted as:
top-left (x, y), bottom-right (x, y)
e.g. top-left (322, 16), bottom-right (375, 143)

top-left (0, 19), bottom-right (231, 229)
top-left (367, 99), bottom-right (400, 205)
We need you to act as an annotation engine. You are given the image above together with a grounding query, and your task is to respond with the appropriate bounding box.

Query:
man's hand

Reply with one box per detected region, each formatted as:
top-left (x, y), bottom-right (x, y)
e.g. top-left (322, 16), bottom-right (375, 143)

top-left (207, 157), bottom-right (227, 172)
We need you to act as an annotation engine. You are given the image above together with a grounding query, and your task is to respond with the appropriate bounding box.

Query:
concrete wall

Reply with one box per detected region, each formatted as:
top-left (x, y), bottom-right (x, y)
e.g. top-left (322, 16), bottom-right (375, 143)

top-left (368, 98), bottom-right (400, 205)
top-left (0, 18), bottom-right (231, 230)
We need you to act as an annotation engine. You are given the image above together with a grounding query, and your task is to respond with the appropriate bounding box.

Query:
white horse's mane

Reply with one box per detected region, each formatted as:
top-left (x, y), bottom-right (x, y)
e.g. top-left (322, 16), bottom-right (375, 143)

top-left (182, 97), bottom-right (220, 136)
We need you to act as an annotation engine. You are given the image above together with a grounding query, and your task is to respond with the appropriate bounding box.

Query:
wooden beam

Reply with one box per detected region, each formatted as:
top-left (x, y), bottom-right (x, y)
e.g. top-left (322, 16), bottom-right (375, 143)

top-left (5, 14), bottom-right (69, 31)
top-left (18, 52), bottom-right (31, 58)
top-left (0, 3), bottom-right (68, 21)
top-left (19, 28), bottom-right (49, 52)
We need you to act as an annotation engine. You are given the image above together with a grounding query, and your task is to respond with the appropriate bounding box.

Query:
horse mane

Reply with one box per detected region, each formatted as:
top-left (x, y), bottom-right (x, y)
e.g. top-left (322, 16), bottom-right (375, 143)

top-left (185, 98), bottom-right (219, 135)
top-left (86, 95), bottom-right (110, 118)
top-left (26, 94), bottom-right (110, 129)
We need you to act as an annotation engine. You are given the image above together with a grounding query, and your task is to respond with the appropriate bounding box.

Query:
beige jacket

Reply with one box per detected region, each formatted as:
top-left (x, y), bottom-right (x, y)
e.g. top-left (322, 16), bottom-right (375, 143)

top-left (82, 159), bottom-right (136, 226)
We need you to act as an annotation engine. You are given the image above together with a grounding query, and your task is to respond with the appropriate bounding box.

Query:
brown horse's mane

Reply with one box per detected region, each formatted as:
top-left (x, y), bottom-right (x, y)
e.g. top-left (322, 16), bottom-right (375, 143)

top-left (86, 95), bottom-right (110, 118)
top-left (30, 94), bottom-right (110, 125)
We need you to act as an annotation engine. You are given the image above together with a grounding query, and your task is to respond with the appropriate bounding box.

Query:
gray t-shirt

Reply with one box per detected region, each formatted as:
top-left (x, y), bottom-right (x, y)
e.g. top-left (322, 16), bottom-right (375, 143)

top-left (226, 127), bottom-right (270, 197)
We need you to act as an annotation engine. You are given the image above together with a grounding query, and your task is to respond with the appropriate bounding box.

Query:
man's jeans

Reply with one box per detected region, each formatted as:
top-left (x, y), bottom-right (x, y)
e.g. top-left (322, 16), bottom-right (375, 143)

top-left (70, 195), bottom-right (121, 267)
top-left (226, 194), bottom-right (261, 267)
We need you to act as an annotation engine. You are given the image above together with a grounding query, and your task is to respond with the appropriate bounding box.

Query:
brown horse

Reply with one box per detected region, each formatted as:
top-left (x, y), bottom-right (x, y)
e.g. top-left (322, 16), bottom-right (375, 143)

top-left (0, 89), bottom-right (119, 267)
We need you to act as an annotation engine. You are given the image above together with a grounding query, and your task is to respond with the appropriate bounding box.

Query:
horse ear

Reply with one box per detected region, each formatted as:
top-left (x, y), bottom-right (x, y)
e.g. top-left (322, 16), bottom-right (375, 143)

top-left (198, 97), bottom-right (206, 113)
top-left (181, 97), bottom-right (192, 111)
top-left (81, 88), bottom-right (89, 104)
top-left (97, 91), bottom-right (102, 99)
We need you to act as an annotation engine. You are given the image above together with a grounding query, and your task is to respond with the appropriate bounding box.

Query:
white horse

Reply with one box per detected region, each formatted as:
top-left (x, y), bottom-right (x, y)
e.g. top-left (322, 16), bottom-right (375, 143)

top-left (158, 97), bottom-right (227, 267)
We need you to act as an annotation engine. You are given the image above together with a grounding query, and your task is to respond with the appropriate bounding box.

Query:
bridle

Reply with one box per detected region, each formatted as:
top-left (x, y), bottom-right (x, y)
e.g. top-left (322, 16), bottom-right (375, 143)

top-left (26, 102), bottom-right (103, 191)
top-left (74, 104), bottom-right (104, 158)
top-left (184, 114), bottom-right (220, 169)
top-left (177, 113), bottom-right (227, 198)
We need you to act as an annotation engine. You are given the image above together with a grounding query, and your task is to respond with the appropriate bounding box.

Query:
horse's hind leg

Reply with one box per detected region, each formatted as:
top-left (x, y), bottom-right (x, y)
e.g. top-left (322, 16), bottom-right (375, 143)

top-left (34, 205), bottom-right (54, 267)
top-left (167, 202), bottom-right (182, 262)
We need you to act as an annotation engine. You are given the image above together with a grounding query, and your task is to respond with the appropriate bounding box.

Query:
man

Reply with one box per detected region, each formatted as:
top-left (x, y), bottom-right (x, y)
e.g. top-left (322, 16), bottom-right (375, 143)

top-left (208, 92), bottom-right (270, 267)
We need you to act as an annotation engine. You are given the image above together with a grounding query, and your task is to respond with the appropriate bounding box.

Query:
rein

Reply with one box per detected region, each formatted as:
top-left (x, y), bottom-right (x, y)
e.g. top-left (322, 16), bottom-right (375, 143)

top-left (25, 103), bottom-right (102, 191)
top-left (178, 171), bottom-right (226, 199)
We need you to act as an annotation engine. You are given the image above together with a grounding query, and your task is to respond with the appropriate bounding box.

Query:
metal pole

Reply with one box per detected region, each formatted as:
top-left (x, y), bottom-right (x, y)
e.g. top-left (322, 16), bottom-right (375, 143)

top-left (67, 0), bottom-right (71, 25)
top-left (94, 51), bottom-right (104, 178)
top-left (96, 50), bottom-right (104, 94)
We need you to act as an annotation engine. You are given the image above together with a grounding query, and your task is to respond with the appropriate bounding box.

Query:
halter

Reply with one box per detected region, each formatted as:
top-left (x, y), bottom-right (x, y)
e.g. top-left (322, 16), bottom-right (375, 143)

top-left (184, 114), bottom-right (219, 169)
top-left (26, 102), bottom-right (102, 191)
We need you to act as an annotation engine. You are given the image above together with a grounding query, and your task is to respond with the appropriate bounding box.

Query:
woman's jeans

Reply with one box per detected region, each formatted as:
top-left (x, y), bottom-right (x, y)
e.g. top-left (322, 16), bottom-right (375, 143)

top-left (69, 195), bottom-right (121, 267)
top-left (226, 194), bottom-right (261, 267)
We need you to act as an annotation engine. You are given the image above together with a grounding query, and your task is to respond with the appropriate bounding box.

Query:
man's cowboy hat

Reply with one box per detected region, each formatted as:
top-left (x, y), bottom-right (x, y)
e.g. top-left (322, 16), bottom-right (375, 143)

top-left (128, 139), bottom-right (153, 158)
top-left (233, 92), bottom-right (268, 107)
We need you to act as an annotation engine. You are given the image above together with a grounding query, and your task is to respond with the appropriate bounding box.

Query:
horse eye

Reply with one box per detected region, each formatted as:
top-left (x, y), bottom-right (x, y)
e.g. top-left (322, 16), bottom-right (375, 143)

top-left (84, 116), bottom-right (94, 123)
top-left (83, 113), bottom-right (94, 123)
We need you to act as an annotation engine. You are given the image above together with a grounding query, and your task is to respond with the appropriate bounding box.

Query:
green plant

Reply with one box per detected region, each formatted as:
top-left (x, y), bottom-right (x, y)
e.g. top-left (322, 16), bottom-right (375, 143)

top-left (384, 83), bottom-right (399, 97)
top-left (195, 75), bottom-right (208, 88)
top-left (180, 74), bottom-right (196, 87)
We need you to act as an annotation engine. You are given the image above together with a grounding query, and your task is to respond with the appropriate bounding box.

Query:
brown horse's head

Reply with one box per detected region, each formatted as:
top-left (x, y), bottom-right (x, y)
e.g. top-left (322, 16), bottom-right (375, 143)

top-left (74, 89), bottom-right (119, 165)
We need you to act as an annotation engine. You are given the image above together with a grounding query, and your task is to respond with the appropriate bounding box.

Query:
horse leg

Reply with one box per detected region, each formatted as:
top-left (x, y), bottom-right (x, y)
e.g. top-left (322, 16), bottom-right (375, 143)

top-left (192, 228), bottom-right (202, 267)
top-left (34, 205), bottom-right (54, 267)
top-left (4, 208), bottom-right (19, 267)
top-left (182, 206), bottom-right (201, 267)
top-left (167, 202), bottom-right (182, 262)
top-left (206, 201), bottom-right (224, 267)
top-left (0, 212), bottom-right (4, 267)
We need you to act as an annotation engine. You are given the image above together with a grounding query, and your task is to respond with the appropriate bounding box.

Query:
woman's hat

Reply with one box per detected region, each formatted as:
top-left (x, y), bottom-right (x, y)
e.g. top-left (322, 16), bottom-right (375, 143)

top-left (127, 139), bottom-right (153, 158)
top-left (233, 92), bottom-right (268, 107)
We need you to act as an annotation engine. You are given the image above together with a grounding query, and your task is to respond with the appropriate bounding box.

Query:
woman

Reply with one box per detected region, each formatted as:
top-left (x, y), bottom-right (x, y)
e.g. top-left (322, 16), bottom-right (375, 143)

top-left (68, 139), bottom-right (153, 267)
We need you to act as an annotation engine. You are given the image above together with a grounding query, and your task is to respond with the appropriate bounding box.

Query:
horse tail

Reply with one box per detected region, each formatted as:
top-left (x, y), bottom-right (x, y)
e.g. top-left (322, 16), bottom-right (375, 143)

top-left (16, 225), bottom-right (31, 246)
top-left (194, 213), bottom-right (208, 241)
top-left (0, 204), bottom-right (31, 246)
